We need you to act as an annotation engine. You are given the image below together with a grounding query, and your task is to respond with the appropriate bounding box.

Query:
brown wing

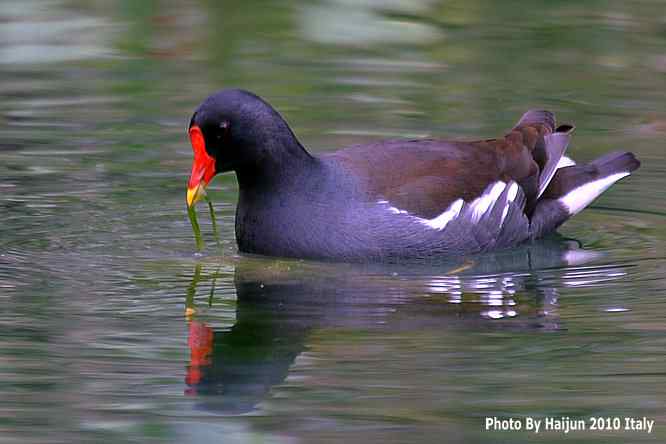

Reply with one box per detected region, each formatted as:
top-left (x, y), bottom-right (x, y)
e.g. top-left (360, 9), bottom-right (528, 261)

top-left (329, 110), bottom-right (558, 219)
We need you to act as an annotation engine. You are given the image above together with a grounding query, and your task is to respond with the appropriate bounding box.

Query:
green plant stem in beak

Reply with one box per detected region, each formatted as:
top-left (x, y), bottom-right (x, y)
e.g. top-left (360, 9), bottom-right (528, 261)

top-left (203, 194), bottom-right (221, 248)
top-left (188, 204), bottom-right (204, 252)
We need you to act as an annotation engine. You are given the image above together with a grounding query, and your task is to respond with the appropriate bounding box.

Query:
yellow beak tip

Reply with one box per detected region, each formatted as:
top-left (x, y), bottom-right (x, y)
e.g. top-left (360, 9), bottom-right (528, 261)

top-left (187, 185), bottom-right (205, 207)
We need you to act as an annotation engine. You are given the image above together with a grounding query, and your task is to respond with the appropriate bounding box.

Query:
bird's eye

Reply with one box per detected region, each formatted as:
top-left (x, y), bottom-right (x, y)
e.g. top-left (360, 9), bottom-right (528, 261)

top-left (217, 121), bottom-right (230, 140)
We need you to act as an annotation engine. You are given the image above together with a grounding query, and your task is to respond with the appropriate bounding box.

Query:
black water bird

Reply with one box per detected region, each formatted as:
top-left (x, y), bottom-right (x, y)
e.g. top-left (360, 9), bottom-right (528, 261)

top-left (186, 89), bottom-right (639, 260)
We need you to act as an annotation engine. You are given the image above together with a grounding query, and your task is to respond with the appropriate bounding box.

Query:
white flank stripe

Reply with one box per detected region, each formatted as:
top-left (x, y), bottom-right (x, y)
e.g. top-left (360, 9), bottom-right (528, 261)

top-left (559, 172), bottom-right (630, 215)
top-left (500, 183), bottom-right (519, 226)
top-left (380, 180), bottom-right (520, 232)
top-left (501, 206), bottom-right (510, 226)
top-left (507, 182), bottom-right (519, 203)
top-left (421, 199), bottom-right (464, 230)
top-left (470, 182), bottom-right (506, 223)
top-left (557, 155), bottom-right (576, 169)
top-left (387, 206), bottom-right (409, 215)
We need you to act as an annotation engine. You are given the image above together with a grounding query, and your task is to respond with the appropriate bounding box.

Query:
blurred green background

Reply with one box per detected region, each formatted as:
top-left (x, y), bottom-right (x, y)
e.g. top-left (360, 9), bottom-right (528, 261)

top-left (1, 1), bottom-right (666, 443)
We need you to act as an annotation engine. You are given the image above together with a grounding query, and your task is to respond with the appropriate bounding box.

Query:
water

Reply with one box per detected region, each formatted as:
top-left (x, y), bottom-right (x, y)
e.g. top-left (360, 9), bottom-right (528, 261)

top-left (1, 1), bottom-right (666, 442)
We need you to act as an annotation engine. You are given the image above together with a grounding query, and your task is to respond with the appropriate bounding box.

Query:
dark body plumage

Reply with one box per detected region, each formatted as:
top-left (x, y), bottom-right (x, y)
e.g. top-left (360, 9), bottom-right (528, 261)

top-left (188, 89), bottom-right (640, 261)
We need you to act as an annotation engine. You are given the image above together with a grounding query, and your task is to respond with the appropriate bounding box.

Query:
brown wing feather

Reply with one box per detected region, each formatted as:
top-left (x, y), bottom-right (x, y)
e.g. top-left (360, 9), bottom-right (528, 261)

top-left (328, 113), bottom-right (554, 219)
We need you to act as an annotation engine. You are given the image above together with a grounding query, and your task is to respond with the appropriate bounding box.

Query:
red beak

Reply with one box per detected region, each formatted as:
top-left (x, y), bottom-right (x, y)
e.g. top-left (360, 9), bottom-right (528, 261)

top-left (186, 125), bottom-right (216, 207)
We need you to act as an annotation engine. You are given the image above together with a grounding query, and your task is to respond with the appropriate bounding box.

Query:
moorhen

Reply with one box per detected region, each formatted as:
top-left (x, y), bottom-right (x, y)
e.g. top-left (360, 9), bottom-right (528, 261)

top-left (186, 89), bottom-right (639, 261)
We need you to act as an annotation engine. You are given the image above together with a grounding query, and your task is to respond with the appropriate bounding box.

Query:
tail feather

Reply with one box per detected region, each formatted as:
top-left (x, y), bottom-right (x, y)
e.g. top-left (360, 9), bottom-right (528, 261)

top-left (589, 150), bottom-right (641, 173)
top-left (511, 109), bottom-right (575, 204)
top-left (529, 151), bottom-right (640, 239)
top-left (558, 170), bottom-right (630, 216)
top-left (537, 127), bottom-right (574, 198)
top-left (543, 151), bottom-right (640, 200)
top-left (513, 110), bottom-right (556, 133)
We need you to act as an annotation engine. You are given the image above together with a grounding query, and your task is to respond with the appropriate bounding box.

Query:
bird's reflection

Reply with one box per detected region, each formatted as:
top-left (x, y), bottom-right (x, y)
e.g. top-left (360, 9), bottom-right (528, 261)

top-left (183, 237), bottom-right (626, 414)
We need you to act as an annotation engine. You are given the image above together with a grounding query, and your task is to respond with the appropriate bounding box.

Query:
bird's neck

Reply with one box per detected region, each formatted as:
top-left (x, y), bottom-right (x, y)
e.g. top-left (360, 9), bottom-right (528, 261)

top-left (235, 137), bottom-right (318, 192)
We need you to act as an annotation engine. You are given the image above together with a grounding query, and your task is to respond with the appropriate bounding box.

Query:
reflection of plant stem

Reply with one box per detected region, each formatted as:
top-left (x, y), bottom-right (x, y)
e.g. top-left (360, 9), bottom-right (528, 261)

top-left (186, 263), bottom-right (204, 317)
top-left (446, 260), bottom-right (475, 275)
top-left (186, 263), bottom-right (222, 315)
top-left (209, 265), bottom-right (221, 307)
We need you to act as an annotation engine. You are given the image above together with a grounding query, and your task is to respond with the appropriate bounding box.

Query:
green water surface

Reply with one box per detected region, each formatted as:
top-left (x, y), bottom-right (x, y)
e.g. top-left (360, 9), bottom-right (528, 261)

top-left (1, 1), bottom-right (666, 443)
